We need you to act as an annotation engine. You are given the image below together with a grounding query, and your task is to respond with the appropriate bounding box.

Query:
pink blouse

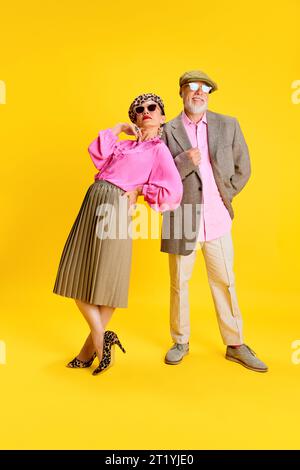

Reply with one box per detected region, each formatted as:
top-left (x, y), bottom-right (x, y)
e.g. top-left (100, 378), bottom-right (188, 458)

top-left (88, 128), bottom-right (183, 212)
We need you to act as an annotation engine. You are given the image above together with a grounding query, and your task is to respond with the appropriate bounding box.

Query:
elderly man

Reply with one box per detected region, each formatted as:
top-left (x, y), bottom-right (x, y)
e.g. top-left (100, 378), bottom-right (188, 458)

top-left (161, 70), bottom-right (268, 372)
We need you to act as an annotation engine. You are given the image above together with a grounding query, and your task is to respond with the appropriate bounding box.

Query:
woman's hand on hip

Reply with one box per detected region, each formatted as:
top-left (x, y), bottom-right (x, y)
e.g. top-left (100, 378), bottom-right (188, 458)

top-left (123, 186), bottom-right (143, 208)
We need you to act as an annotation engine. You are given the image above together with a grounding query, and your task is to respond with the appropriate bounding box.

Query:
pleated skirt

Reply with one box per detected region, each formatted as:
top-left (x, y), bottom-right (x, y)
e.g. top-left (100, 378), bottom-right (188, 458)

top-left (53, 179), bottom-right (132, 308)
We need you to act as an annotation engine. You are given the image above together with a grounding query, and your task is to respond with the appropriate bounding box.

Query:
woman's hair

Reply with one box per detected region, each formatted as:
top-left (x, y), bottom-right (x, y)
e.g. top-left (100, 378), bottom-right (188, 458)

top-left (128, 93), bottom-right (165, 123)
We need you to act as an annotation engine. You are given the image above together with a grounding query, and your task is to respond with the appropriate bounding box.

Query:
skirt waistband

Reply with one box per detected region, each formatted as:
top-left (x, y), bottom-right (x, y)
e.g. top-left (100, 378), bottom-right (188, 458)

top-left (94, 178), bottom-right (125, 194)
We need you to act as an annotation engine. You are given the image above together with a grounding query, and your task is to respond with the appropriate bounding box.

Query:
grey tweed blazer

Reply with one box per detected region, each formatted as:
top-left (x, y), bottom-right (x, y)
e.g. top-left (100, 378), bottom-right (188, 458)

top-left (160, 110), bottom-right (251, 255)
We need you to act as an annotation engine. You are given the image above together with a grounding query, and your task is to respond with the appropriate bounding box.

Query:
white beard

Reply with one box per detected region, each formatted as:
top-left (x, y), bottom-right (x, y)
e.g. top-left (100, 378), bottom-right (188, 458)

top-left (185, 100), bottom-right (208, 114)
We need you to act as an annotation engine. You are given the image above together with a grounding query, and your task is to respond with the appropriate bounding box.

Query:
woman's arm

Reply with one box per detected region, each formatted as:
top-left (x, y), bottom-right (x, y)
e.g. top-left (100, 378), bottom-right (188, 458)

top-left (88, 128), bottom-right (118, 170)
top-left (141, 144), bottom-right (183, 212)
top-left (88, 123), bottom-right (140, 170)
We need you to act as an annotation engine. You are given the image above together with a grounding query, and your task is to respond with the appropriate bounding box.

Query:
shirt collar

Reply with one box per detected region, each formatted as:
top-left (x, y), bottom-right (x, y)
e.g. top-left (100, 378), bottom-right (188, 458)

top-left (135, 135), bottom-right (161, 145)
top-left (182, 111), bottom-right (207, 126)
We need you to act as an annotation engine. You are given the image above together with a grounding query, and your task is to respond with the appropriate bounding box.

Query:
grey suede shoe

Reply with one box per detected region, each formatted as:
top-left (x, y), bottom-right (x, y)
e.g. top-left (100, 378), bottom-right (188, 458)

top-left (165, 343), bottom-right (189, 365)
top-left (226, 344), bottom-right (268, 372)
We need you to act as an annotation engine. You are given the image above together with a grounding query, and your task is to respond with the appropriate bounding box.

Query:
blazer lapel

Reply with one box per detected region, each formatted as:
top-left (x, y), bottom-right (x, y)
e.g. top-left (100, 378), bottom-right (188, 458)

top-left (206, 110), bottom-right (221, 162)
top-left (170, 113), bottom-right (201, 180)
top-left (171, 111), bottom-right (221, 161)
top-left (170, 111), bottom-right (222, 180)
top-left (170, 113), bottom-right (192, 151)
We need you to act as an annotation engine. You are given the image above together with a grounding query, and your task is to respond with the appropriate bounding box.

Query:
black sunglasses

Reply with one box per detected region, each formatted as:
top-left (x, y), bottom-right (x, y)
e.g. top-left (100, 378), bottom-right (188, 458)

top-left (135, 103), bottom-right (157, 114)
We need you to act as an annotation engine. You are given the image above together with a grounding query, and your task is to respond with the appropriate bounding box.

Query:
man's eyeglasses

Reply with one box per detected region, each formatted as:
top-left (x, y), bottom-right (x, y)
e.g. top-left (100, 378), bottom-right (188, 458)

top-left (186, 82), bottom-right (212, 94)
top-left (135, 103), bottom-right (157, 114)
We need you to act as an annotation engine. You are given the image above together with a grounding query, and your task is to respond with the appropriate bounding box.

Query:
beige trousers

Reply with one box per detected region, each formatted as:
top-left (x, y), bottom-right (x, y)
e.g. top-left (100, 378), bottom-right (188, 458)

top-left (169, 231), bottom-right (243, 345)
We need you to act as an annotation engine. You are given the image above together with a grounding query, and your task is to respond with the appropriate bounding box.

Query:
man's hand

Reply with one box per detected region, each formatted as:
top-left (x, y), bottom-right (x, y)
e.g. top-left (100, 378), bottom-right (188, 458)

top-left (185, 148), bottom-right (201, 166)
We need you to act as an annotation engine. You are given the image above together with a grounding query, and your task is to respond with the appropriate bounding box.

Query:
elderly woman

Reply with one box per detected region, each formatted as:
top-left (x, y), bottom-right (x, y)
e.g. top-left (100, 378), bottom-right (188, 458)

top-left (53, 93), bottom-right (183, 375)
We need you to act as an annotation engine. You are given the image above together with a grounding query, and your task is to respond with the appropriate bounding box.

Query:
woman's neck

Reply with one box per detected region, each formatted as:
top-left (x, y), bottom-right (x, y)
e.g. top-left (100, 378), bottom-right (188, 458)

top-left (140, 127), bottom-right (159, 140)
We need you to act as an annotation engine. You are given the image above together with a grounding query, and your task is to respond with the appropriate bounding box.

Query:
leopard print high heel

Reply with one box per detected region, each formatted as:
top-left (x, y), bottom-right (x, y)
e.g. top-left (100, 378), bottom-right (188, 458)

top-left (66, 351), bottom-right (97, 368)
top-left (92, 331), bottom-right (126, 376)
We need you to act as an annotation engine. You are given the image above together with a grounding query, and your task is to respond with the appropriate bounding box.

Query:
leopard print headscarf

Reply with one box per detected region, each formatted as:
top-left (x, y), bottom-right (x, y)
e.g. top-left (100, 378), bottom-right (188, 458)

top-left (128, 93), bottom-right (165, 123)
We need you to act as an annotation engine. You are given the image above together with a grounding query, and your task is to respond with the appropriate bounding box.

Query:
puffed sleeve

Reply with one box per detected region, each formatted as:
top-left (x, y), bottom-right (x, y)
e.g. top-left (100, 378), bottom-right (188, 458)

top-left (142, 143), bottom-right (183, 212)
top-left (88, 128), bottom-right (118, 170)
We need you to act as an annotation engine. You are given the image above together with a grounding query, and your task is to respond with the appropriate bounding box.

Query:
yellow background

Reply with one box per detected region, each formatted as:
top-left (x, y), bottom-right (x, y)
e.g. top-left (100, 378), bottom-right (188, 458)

top-left (1, 0), bottom-right (300, 450)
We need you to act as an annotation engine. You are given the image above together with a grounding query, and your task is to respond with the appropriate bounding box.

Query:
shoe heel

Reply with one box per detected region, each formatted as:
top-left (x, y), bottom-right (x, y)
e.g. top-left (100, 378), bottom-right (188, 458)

top-left (116, 339), bottom-right (126, 353)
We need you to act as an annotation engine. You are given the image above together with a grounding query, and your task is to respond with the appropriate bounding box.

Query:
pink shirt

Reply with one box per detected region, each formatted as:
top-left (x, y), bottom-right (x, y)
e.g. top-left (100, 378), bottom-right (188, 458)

top-left (182, 112), bottom-right (232, 242)
top-left (88, 128), bottom-right (183, 212)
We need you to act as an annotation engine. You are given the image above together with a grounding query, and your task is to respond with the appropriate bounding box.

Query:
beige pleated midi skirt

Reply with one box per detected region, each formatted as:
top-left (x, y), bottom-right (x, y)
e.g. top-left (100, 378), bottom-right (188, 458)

top-left (53, 179), bottom-right (132, 307)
